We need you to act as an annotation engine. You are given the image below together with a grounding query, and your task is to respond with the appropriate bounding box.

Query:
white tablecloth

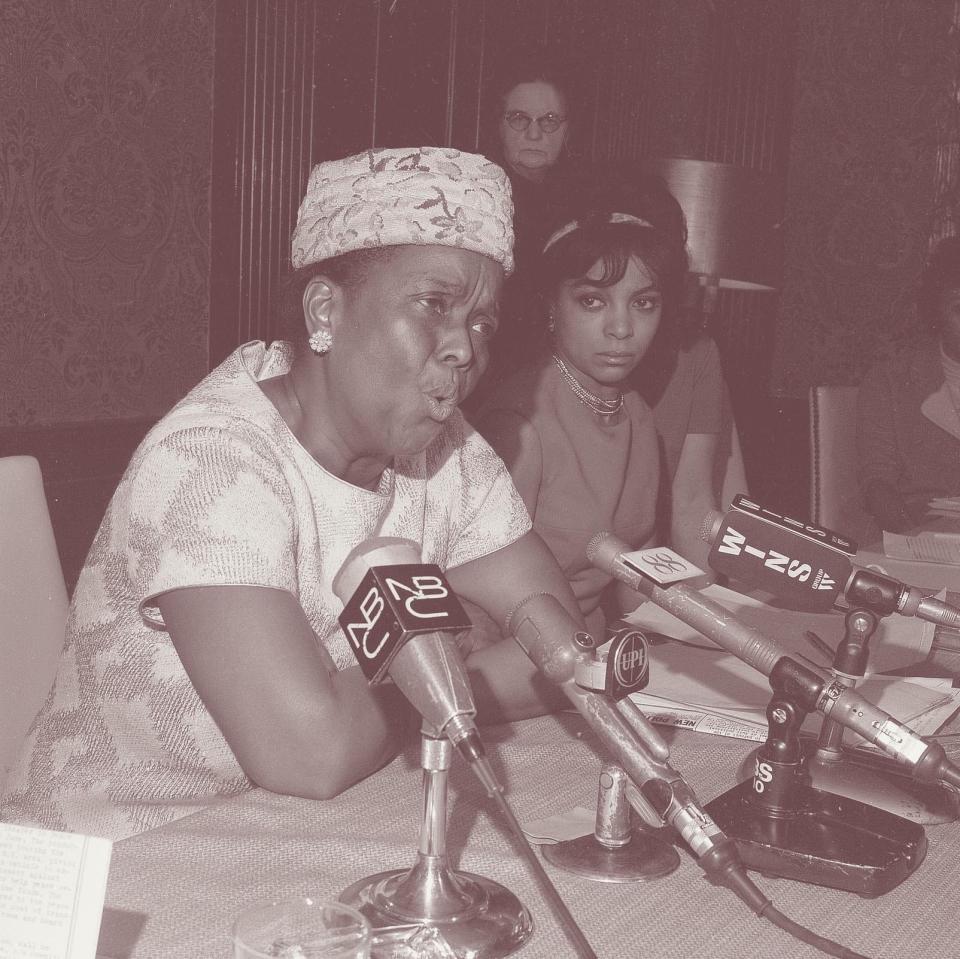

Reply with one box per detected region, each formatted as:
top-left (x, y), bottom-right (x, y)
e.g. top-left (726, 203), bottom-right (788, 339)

top-left (96, 711), bottom-right (960, 959)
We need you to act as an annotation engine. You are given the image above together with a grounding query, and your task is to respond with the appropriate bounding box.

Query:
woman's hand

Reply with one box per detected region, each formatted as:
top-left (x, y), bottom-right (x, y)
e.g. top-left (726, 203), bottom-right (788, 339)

top-left (157, 585), bottom-right (418, 800)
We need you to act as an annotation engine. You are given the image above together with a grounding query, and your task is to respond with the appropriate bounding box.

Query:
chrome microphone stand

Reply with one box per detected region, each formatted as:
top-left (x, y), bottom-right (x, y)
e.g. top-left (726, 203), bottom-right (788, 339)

top-left (538, 619), bottom-right (680, 882)
top-left (543, 758), bottom-right (680, 882)
top-left (339, 725), bottom-right (532, 958)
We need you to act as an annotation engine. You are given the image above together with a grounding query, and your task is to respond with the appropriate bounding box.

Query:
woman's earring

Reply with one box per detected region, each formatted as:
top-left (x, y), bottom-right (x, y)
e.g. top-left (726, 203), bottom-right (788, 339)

top-left (308, 329), bottom-right (333, 355)
top-left (547, 312), bottom-right (555, 334)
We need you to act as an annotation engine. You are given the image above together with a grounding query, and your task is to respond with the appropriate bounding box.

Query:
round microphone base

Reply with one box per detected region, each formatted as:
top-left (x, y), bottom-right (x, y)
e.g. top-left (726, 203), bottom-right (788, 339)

top-left (542, 826), bottom-right (680, 883)
top-left (340, 861), bottom-right (532, 958)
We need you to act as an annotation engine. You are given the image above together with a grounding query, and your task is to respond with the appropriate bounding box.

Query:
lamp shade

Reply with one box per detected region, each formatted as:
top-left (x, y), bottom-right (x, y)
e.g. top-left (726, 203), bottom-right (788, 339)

top-left (650, 157), bottom-right (783, 291)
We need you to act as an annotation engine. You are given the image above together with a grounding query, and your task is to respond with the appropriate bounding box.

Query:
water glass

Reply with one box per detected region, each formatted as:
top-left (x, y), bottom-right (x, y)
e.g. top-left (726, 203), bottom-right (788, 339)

top-left (233, 897), bottom-right (371, 958)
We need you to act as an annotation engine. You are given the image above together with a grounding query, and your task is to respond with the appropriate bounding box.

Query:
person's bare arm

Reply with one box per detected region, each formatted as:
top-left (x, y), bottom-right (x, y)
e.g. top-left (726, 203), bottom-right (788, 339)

top-left (447, 529), bottom-right (585, 723)
top-left (669, 431), bottom-right (719, 580)
top-left (157, 585), bottom-right (417, 800)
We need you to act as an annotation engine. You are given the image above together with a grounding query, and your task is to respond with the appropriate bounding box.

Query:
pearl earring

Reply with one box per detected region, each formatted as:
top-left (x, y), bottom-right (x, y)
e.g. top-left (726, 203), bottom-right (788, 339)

top-left (547, 313), bottom-right (555, 334)
top-left (308, 329), bottom-right (333, 355)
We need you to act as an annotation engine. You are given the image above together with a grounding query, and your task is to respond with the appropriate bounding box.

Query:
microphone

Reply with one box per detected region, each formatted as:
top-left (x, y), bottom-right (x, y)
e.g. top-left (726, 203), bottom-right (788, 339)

top-left (586, 531), bottom-right (960, 792)
top-left (333, 536), bottom-right (498, 794)
top-left (699, 495), bottom-right (960, 627)
top-left (335, 542), bottom-right (602, 959)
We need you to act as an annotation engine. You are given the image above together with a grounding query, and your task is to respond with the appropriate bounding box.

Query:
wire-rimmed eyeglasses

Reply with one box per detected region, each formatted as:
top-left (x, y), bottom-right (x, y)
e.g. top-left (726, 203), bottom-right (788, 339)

top-left (502, 111), bottom-right (567, 134)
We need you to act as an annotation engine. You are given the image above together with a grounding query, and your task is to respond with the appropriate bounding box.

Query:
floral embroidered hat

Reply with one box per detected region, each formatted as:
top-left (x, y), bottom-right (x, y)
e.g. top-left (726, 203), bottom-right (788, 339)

top-left (291, 147), bottom-right (514, 275)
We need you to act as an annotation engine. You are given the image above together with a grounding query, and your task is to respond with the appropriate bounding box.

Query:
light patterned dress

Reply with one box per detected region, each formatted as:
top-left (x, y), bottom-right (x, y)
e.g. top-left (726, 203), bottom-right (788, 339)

top-left (1, 341), bottom-right (530, 840)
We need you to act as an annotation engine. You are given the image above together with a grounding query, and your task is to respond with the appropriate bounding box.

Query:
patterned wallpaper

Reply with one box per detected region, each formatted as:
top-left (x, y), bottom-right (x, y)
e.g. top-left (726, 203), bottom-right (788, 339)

top-left (3, 1), bottom-right (956, 419)
top-left (771, 0), bottom-right (956, 396)
top-left (0, 0), bottom-right (214, 428)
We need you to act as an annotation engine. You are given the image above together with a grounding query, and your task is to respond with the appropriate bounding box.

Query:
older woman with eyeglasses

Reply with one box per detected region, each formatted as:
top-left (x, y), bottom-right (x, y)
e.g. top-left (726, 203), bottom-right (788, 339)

top-left (1, 147), bottom-right (583, 841)
top-left (465, 45), bottom-right (578, 402)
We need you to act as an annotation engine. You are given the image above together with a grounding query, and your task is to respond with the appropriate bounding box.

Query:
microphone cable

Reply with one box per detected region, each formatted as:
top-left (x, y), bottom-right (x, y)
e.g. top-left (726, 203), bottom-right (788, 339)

top-left (758, 902), bottom-right (870, 959)
top-left (473, 769), bottom-right (597, 959)
top-left (620, 786), bottom-right (873, 959)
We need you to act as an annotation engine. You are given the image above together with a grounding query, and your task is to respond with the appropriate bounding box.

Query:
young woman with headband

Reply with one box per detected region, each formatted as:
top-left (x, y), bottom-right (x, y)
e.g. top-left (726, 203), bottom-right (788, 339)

top-left (472, 177), bottom-right (690, 637)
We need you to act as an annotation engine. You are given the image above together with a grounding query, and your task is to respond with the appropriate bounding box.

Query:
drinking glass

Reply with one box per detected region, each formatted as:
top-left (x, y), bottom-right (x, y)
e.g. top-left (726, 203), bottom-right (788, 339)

top-left (233, 897), bottom-right (371, 958)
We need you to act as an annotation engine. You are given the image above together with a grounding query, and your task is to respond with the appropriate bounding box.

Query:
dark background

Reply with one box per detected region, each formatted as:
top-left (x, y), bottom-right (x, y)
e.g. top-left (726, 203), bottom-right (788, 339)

top-left (1, 0), bottom-right (956, 589)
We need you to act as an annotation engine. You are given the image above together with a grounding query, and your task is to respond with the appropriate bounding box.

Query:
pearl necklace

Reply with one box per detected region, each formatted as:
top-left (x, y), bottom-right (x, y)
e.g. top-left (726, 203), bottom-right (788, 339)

top-left (552, 354), bottom-right (624, 417)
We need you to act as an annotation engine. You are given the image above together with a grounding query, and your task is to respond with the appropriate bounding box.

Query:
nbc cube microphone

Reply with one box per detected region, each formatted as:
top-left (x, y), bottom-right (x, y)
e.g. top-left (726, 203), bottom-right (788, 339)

top-left (333, 536), bottom-right (499, 794)
top-left (700, 494), bottom-right (960, 627)
top-left (586, 531), bottom-right (960, 792)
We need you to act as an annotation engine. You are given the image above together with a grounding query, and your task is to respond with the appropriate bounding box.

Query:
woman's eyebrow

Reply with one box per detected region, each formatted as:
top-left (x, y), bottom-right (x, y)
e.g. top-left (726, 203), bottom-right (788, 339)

top-left (569, 280), bottom-right (660, 293)
top-left (408, 275), bottom-right (467, 292)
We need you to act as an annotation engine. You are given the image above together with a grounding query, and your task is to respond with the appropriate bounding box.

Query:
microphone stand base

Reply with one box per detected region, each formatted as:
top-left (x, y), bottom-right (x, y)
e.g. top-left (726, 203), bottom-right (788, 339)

top-left (340, 866), bottom-right (532, 958)
top-left (704, 778), bottom-right (927, 897)
top-left (804, 743), bottom-right (960, 825)
top-left (543, 825), bottom-right (680, 882)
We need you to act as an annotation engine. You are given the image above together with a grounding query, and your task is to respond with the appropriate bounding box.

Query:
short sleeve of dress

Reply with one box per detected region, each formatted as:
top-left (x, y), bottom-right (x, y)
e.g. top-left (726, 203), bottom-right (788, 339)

top-left (438, 422), bottom-right (532, 570)
top-left (120, 422), bottom-right (299, 626)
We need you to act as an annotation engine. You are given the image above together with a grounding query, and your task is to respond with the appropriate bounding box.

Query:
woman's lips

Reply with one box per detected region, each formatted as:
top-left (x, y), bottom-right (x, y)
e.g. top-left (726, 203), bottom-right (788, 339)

top-left (425, 390), bottom-right (459, 422)
top-left (597, 352), bottom-right (636, 366)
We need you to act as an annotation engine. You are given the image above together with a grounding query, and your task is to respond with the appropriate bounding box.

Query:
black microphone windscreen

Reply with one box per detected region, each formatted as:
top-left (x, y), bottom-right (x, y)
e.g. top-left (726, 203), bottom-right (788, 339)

top-left (705, 508), bottom-right (853, 612)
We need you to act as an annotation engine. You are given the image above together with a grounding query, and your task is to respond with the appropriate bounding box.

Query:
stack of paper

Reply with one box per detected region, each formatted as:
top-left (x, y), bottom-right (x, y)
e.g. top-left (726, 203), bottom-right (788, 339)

top-left (623, 584), bottom-right (960, 746)
top-left (884, 530), bottom-right (960, 565)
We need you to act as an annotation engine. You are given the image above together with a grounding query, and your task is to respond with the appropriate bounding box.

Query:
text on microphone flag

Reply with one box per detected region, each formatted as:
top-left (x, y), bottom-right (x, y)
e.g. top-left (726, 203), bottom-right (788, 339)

top-left (338, 563), bottom-right (472, 683)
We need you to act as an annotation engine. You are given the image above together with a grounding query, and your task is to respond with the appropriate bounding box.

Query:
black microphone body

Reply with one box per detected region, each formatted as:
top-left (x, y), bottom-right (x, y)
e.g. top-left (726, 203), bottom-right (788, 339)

top-left (701, 495), bottom-right (960, 627)
top-left (333, 537), bottom-right (497, 790)
top-left (587, 531), bottom-right (960, 791)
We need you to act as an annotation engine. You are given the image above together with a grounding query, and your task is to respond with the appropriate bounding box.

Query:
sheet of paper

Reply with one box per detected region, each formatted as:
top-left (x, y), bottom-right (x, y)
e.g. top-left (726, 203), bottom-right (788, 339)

top-left (0, 823), bottom-right (112, 959)
top-left (627, 696), bottom-right (769, 742)
top-left (884, 531), bottom-right (960, 565)
top-left (624, 583), bottom-right (934, 675)
top-left (520, 806), bottom-right (596, 844)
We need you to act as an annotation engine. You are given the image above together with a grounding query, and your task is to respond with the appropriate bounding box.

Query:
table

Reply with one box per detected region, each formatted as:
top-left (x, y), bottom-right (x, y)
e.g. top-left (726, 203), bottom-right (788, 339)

top-left (95, 711), bottom-right (960, 959)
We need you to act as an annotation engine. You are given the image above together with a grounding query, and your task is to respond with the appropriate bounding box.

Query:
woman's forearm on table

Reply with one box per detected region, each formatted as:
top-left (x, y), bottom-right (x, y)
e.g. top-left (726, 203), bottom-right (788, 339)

top-left (158, 584), bottom-right (417, 801)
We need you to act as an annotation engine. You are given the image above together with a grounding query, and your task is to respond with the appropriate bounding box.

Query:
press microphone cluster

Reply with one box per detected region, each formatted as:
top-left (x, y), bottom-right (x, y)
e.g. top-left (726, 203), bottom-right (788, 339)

top-left (586, 531), bottom-right (960, 792)
top-left (700, 495), bottom-right (960, 627)
top-left (505, 593), bottom-right (771, 911)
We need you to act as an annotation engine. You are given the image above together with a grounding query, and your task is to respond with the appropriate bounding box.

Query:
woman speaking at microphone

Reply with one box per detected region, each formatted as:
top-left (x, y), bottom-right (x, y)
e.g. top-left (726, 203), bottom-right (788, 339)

top-left (1, 148), bottom-right (582, 841)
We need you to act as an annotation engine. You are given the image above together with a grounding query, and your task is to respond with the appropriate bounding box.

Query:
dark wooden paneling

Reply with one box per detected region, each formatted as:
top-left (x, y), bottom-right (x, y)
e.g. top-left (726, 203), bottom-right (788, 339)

top-left (0, 420), bottom-right (155, 593)
top-left (209, 0), bottom-right (807, 513)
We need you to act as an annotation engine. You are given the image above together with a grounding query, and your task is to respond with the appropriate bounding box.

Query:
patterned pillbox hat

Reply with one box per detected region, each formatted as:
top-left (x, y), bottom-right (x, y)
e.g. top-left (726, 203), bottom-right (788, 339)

top-left (291, 147), bottom-right (515, 275)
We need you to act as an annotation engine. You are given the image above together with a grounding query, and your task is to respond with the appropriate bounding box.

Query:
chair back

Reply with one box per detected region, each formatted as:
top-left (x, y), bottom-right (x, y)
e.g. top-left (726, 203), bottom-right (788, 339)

top-left (0, 456), bottom-right (68, 791)
top-left (808, 385), bottom-right (880, 548)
